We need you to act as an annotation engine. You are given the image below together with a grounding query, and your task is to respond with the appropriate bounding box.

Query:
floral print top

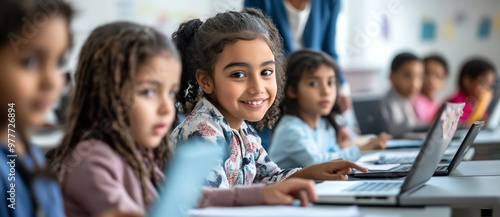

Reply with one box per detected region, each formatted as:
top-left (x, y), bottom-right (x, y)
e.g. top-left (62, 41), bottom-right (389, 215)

top-left (170, 97), bottom-right (300, 188)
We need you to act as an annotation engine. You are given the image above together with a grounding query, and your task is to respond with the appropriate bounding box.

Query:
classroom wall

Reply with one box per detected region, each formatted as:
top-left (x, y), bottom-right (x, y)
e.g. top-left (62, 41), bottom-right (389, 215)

top-left (339, 0), bottom-right (500, 101)
top-left (67, 0), bottom-right (500, 102)
top-left (66, 0), bottom-right (241, 76)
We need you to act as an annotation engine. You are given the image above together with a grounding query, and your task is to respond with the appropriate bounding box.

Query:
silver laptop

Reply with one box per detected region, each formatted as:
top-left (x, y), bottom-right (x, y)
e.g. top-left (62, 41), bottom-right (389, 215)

top-left (373, 101), bottom-right (464, 163)
top-left (315, 103), bottom-right (465, 205)
top-left (354, 121), bottom-right (483, 178)
top-left (149, 140), bottom-right (222, 217)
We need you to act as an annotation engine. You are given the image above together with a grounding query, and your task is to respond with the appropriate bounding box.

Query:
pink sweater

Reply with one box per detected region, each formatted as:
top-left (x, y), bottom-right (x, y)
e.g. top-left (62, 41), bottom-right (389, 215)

top-left (411, 93), bottom-right (440, 124)
top-left (447, 90), bottom-right (475, 124)
top-left (58, 139), bottom-right (264, 217)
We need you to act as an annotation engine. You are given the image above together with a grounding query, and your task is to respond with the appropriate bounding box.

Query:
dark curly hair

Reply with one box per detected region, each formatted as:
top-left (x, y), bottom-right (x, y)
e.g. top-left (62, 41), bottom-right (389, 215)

top-left (458, 58), bottom-right (496, 91)
top-left (172, 8), bottom-right (286, 130)
top-left (281, 49), bottom-right (341, 132)
top-left (52, 21), bottom-right (178, 207)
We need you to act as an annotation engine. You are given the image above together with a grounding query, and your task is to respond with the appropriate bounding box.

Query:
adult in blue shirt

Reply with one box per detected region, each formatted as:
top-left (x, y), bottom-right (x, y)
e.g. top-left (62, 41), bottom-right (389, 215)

top-left (245, 0), bottom-right (353, 148)
top-left (244, 0), bottom-right (347, 91)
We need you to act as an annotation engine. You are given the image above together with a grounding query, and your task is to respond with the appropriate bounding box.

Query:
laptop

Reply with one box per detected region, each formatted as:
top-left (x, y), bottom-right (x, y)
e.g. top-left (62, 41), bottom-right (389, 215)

top-left (352, 97), bottom-right (389, 135)
top-left (370, 102), bottom-right (459, 163)
top-left (149, 140), bottom-right (222, 217)
top-left (352, 97), bottom-right (428, 146)
top-left (354, 121), bottom-right (483, 178)
top-left (314, 102), bottom-right (464, 205)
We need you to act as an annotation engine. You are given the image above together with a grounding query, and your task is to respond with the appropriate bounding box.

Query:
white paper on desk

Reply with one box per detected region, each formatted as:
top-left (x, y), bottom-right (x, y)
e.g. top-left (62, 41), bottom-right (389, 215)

top-left (356, 163), bottom-right (400, 171)
top-left (386, 139), bottom-right (423, 149)
top-left (356, 151), bottom-right (419, 163)
top-left (356, 153), bottom-right (381, 163)
top-left (189, 205), bottom-right (360, 217)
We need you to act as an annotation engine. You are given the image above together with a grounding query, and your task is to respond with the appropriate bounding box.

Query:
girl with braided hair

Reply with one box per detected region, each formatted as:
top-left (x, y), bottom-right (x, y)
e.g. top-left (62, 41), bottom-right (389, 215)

top-left (51, 21), bottom-right (179, 216)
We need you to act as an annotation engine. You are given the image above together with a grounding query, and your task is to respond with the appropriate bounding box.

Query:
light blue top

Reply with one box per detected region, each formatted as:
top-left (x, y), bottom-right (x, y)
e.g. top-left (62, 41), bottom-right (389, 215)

top-left (269, 115), bottom-right (361, 168)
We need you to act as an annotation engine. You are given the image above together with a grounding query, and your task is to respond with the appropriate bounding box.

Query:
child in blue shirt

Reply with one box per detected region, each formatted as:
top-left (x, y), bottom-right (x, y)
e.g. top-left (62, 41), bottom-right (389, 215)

top-left (0, 1), bottom-right (74, 216)
top-left (269, 50), bottom-right (389, 168)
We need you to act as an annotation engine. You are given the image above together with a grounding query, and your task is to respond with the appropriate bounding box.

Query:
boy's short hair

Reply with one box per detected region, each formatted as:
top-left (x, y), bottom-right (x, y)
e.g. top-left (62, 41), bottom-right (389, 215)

top-left (424, 55), bottom-right (449, 76)
top-left (390, 52), bottom-right (420, 74)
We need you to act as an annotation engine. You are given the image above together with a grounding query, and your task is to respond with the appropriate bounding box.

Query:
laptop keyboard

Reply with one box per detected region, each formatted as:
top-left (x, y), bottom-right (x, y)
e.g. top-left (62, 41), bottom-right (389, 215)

top-left (436, 166), bottom-right (448, 171)
top-left (391, 164), bottom-right (448, 172)
top-left (343, 182), bottom-right (403, 192)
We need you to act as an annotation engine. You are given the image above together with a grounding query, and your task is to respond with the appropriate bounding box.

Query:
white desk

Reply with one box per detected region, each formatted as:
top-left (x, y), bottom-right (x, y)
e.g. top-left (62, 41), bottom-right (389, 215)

top-left (315, 205), bottom-right (450, 217)
top-left (453, 128), bottom-right (500, 160)
top-left (472, 129), bottom-right (500, 145)
top-left (189, 205), bottom-right (451, 217)
top-left (450, 160), bottom-right (500, 177)
top-left (400, 176), bottom-right (500, 217)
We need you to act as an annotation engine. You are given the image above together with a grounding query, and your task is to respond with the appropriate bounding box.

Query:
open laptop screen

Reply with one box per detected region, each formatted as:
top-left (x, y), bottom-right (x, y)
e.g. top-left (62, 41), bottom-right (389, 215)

top-left (400, 103), bottom-right (464, 193)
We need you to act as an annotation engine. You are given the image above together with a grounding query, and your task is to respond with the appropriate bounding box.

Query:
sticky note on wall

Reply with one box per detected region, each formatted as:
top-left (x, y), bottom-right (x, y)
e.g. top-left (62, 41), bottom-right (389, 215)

top-left (494, 14), bottom-right (500, 32)
top-left (443, 17), bottom-right (455, 40)
top-left (478, 16), bottom-right (492, 39)
top-left (421, 19), bottom-right (436, 41)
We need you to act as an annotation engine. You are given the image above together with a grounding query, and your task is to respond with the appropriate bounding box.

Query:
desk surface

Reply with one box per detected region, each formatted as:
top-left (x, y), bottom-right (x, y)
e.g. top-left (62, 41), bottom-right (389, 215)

top-left (189, 205), bottom-right (451, 217)
top-left (313, 205), bottom-right (451, 217)
top-left (450, 160), bottom-right (500, 176)
top-left (467, 129), bottom-right (500, 160)
top-left (457, 128), bottom-right (500, 145)
top-left (400, 176), bottom-right (500, 207)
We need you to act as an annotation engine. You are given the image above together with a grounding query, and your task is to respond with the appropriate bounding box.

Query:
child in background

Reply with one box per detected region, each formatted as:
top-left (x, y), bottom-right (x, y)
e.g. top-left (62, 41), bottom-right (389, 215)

top-left (412, 55), bottom-right (449, 124)
top-left (269, 50), bottom-right (390, 168)
top-left (51, 21), bottom-right (324, 216)
top-left (0, 1), bottom-right (72, 216)
top-left (448, 58), bottom-right (496, 125)
top-left (381, 52), bottom-right (424, 137)
top-left (170, 9), bottom-right (367, 189)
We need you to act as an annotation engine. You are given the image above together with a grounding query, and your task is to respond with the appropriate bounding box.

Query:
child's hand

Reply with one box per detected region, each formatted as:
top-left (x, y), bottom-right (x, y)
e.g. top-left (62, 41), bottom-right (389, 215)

top-left (337, 127), bottom-right (351, 145)
top-left (290, 159), bottom-right (368, 181)
top-left (359, 132), bottom-right (392, 151)
top-left (261, 178), bottom-right (317, 207)
top-left (377, 132), bottom-right (392, 141)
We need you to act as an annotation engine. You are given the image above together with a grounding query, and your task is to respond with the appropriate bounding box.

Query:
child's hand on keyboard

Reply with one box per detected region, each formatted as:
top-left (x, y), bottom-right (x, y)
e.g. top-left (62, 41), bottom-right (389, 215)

top-left (290, 159), bottom-right (368, 181)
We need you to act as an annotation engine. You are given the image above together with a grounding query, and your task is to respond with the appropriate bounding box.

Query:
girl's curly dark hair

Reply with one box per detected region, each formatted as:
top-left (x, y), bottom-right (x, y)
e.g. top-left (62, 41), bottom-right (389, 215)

top-left (172, 8), bottom-right (286, 129)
